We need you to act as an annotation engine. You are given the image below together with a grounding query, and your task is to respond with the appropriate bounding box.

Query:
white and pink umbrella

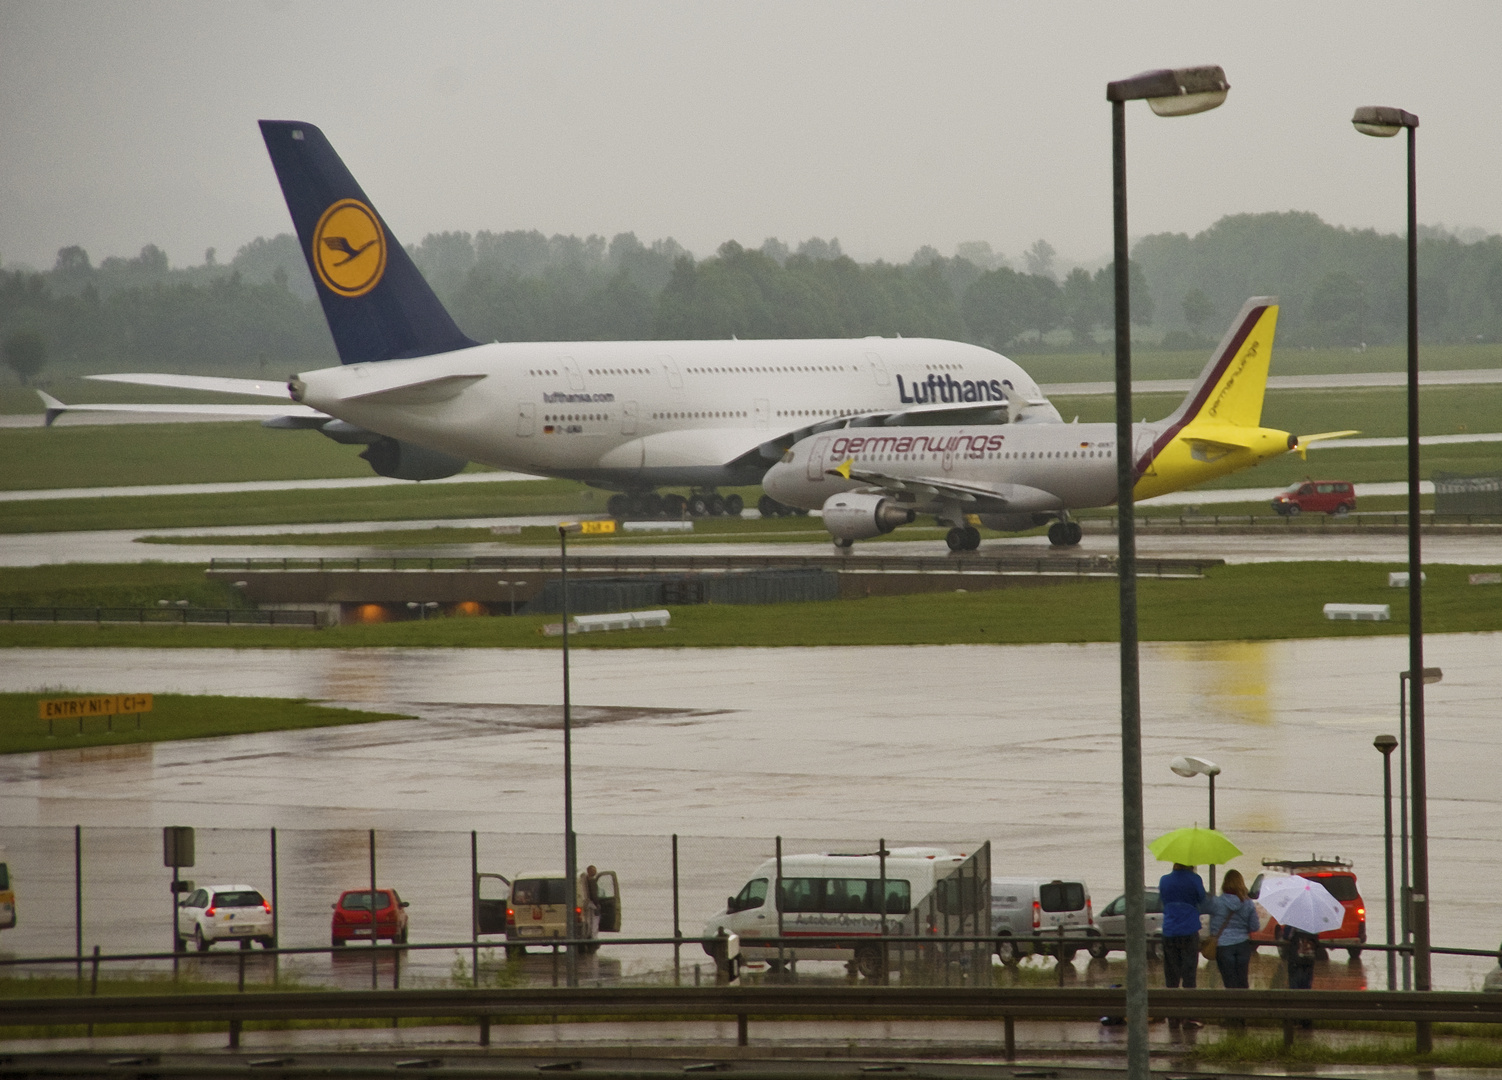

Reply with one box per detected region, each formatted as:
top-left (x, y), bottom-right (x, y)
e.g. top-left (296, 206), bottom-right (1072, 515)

top-left (1256, 875), bottom-right (1346, 934)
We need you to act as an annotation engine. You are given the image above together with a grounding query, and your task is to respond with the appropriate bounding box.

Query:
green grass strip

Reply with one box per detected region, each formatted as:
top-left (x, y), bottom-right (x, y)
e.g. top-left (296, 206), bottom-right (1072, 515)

top-left (2, 560), bottom-right (1499, 650)
top-left (0, 693), bottom-right (410, 755)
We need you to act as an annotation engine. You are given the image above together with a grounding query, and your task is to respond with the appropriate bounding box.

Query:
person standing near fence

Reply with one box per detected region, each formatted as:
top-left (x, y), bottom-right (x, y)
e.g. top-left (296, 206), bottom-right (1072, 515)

top-left (1209, 869), bottom-right (1259, 990)
top-left (1159, 862), bottom-right (1210, 1029)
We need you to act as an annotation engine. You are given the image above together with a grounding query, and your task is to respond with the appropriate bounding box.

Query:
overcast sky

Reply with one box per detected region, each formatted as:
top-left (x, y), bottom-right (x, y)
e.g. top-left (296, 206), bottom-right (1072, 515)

top-left (3, 1), bottom-right (1498, 272)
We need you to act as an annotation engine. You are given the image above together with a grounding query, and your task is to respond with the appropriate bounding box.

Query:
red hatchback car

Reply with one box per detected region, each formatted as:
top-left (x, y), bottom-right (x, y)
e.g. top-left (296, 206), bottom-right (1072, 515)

top-left (331, 888), bottom-right (410, 946)
top-left (1272, 480), bottom-right (1356, 517)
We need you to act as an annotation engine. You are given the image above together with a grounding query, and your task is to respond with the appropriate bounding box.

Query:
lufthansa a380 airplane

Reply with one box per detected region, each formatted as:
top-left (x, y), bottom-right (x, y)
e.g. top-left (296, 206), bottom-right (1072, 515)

top-left (761, 298), bottom-right (1356, 550)
top-left (50, 120), bottom-right (1063, 519)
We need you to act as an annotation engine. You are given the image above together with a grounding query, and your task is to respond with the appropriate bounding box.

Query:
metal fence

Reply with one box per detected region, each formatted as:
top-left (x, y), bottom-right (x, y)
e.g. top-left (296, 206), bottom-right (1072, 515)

top-left (2, 607), bottom-right (320, 627)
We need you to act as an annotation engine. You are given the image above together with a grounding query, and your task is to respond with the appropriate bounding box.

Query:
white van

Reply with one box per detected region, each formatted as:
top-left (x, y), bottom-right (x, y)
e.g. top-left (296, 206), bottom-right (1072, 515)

top-left (991, 877), bottom-right (1095, 962)
top-left (703, 848), bottom-right (973, 978)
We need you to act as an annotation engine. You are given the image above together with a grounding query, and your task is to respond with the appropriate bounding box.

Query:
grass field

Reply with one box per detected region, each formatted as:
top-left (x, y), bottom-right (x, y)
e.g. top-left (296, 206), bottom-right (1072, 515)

top-left (1018, 341), bottom-right (1502, 384)
top-left (0, 693), bottom-right (409, 755)
top-left (2, 560), bottom-right (1498, 649)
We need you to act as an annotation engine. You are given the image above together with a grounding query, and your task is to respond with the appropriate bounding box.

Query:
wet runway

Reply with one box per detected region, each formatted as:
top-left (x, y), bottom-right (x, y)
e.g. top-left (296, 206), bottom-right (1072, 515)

top-left (1, 634), bottom-right (1498, 990)
top-left (2, 515), bottom-right (1496, 567)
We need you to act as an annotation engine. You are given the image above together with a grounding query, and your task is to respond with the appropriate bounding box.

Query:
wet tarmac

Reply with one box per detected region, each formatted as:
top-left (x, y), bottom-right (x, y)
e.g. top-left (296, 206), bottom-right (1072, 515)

top-left (1, 634), bottom-right (1498, 991)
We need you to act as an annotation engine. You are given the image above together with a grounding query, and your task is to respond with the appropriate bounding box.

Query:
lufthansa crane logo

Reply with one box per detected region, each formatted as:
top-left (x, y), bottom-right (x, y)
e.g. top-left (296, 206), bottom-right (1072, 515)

top-left (311, 199), bottom-right (387, 297)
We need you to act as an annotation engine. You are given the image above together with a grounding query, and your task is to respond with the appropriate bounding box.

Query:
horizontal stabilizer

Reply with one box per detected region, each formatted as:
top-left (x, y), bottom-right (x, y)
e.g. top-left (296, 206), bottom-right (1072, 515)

top-left (1292, 429), bottom-right (1360, 460)
top-left (88, 373), bottom-right (295, 399)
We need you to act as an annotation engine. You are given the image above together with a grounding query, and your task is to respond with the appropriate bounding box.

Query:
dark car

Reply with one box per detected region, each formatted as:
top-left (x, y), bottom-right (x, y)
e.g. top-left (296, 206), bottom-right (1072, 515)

top-left (331, 888), bottom-right (409, 946)
top-left (1272, 480), bottom-right (1356, 517)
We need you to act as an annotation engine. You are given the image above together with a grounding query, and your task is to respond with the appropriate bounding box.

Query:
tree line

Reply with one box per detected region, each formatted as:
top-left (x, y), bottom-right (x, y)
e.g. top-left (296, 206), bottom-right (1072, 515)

top-left (4, 211), bottom-right (1502, 382)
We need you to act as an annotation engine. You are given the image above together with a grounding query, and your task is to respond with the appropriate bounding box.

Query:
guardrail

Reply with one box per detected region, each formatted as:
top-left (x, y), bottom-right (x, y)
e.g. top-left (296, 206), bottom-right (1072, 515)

top-left (207, 553), bottom-right (1221, 579)
top-left (1, 606), bottom-right (320, 627)
top-left (1096, 511), bottom-right (1502, 531)
top-left (5, 934), bottom-right (1498, 1052)
top-left (5, 982), bottom-right (1500, 1055)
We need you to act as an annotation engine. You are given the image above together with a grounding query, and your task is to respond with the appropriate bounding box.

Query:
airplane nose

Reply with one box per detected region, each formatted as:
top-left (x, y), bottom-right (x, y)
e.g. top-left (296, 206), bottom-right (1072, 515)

top-left (762, 459), bottom-right (797, 504)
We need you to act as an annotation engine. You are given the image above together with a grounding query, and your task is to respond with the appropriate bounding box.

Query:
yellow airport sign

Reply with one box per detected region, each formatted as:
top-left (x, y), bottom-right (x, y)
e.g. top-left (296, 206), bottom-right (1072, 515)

top-left (39, 694), bottom-right (153, 720)
top-left (579, 520), bottom-right (617, 535)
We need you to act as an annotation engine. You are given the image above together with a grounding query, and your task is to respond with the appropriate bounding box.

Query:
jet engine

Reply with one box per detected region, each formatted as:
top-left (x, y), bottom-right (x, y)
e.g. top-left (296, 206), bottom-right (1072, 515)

top-left (358, 436), bottom-right (468, 481)
top-left (822, 492), bottom-right (915, 541)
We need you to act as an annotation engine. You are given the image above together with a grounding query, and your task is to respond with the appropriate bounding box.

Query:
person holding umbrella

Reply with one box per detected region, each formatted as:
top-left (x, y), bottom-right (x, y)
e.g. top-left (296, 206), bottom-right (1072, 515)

top-left (1257, 873), bottom-right (1347, 1001)
top-left (1149, 826), bottom-right (1244, 1026)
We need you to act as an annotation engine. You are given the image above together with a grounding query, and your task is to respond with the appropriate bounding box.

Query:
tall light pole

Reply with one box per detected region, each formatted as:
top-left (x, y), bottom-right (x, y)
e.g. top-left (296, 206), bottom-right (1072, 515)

top-left (1352, 100), bottom-right (1429, 1031)
top-left (1169, 756), bottom-right (1222, 894)
top-left (557, 523), bottom-right (581, 987)
top-left (1107, 65), bottom-right (1229, 1080)
top-left (1397, 665), bottom-right (1441, 992)
top-left (1374, 733), bottom-right (1398, 992)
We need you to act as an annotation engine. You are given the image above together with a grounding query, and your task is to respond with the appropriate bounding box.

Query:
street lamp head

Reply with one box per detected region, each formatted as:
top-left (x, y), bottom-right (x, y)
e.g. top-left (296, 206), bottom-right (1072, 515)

top-left (1108, 66), bottom-right (1229, 116)
top-left (1374, 733), bottom-right (1399, 756)
top-left (1401, 666), bottom-right (1444, 685)
top-left (1352, 105), bottom-right (1419, 138)
top-left (1170, 754), bottom-right (1222, 778)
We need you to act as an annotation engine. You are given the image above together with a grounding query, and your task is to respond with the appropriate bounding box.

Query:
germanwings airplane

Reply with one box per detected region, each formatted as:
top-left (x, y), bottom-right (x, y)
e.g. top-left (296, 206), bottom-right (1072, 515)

top-left (45, 120), bottom-right (1062, 520)
top-left (762, 298), bottom-right (1355, 550)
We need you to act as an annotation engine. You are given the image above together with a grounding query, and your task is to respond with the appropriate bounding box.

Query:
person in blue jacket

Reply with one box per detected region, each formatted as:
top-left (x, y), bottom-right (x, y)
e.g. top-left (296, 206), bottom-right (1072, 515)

top-left (1158, 862), bottom-right (1210, 1017)
top-left (1209, 869), bottom-right (1260, 989)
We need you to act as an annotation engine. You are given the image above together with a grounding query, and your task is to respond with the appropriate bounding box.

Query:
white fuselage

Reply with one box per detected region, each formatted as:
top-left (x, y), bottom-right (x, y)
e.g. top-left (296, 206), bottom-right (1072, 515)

top-left (293, 338), bottom-right (1058, 489)
top-left (763, 420), bottom-right (1132, 517)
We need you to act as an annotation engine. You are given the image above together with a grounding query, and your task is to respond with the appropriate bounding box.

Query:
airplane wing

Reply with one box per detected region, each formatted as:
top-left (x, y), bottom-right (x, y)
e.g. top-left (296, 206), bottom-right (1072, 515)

top-left (88, 373), bottom-right (296, 399)
top-left (828, 460), bottom-right (1060, 509)
top-left (36, 391), bottom-right (327, 428)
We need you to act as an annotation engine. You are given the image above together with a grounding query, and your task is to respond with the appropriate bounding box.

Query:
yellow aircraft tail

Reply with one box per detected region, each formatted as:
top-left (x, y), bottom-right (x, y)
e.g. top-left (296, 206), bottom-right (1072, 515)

top-left (1164, 297), bottom-right (1279, 431)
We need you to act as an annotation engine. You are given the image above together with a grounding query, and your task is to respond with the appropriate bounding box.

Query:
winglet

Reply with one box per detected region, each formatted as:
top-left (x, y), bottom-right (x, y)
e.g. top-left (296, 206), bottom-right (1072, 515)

top-left (1292, 429), bottom-right (1360, 461)
top-left (36, 390), bottom-right (67, 428)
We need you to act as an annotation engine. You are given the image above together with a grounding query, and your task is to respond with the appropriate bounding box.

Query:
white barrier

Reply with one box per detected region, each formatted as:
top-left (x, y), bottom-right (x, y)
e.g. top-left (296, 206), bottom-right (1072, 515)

top-left (1323, 603), bottom-right (1391, 621)
top-left (622, 520), bottom-right (694, 533)
top-left (1388, 571), bottom-right (1426, 587)
top-left (542, 609), bottom-right (672, 636)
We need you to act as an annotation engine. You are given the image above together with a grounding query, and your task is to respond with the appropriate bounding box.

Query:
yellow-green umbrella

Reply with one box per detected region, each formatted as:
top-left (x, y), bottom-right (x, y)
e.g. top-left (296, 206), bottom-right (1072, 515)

top-left (1148, 826), bottom-right (1242, 865)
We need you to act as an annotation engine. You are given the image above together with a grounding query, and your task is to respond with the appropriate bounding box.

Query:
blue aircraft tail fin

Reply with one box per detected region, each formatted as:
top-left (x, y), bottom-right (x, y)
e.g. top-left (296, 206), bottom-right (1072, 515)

top-left (259, 120), bottom-right (478, 365)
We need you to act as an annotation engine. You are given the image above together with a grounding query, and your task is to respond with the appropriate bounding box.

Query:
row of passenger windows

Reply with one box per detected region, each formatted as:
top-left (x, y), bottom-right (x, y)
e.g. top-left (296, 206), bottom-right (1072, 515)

top-left (651, 410), bottom-right (749, 420)
top-left (860, 449), bottom-right (1113, 461)
top-left (726, 876), bottom-right (913, 915)
top-left (544, 414), bottom-right (607, 422)
top-left (687, 365), bottom-right (850, 375)
top-left (586, 367), bottom-right (649, 376)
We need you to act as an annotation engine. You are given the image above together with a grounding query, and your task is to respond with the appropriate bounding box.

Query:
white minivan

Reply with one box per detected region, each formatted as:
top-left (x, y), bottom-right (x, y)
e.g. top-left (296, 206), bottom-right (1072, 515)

top-left (991, 877), bottom-right (1094, 962)
top-left (703, 848), bottom-right (973, 978)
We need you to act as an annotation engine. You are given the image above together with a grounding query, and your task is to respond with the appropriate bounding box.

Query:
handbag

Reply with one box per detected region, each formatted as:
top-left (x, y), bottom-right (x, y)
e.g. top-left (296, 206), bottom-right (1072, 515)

top-left (1200, 904), bottom-right (1237, 961)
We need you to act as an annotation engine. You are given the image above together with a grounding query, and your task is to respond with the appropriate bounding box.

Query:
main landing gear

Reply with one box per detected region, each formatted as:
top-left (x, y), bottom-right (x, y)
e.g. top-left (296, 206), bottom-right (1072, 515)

top-left (607, 490), bottom-right (746, 520)
top-left (945, 526), bottom-right (981, 552)
top-left (758, 494), bottom-right (809, 519)
top-left (1047, 520), bottom-right (1084, 547)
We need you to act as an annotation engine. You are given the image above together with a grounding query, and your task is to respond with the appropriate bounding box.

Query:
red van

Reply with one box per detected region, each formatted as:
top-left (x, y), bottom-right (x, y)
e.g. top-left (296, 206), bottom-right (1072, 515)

top-left (1272, 480), bottom-right (1356, 517)
top-left (1249, 857), bottom-right (1366, 960)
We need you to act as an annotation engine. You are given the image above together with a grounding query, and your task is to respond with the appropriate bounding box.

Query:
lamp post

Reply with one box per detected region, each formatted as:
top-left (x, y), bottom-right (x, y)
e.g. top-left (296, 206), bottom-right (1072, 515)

top-left (1374, 733), bottom-right (1398, 992)
top-left (497, 579), bottom-right (528, 615)
top-left (1107, 65), bottom-right (1229, 1080)
top-left (557, 523), bottom-right (582, 987)
top-left (1351, 106), bottom-right (1430, 1035)
top-left (1397, 665), bottom-right (1441, 993)
top-left (1169, 756), bottom-right (1221, 894)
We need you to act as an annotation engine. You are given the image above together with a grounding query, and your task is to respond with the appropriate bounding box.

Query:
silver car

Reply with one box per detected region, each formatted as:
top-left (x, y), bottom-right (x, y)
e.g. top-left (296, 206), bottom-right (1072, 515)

top-left (1090, 888), bottom-right (1164, 958)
